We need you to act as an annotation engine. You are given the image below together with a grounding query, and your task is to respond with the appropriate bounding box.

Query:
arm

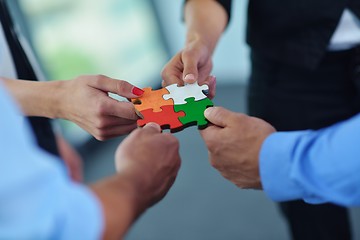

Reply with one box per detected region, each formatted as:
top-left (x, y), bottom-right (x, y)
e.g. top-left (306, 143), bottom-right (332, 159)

top-left (260, 114), bottom-right (360, 206)
top-left (0, 84), bottom-right (180, 239)
top-left (200, 106), bottom-right (360, 206)
top-left (55, 133), bottom-right (84, 182)
top-left (161, 0), bottom-right (230, 97)
top-left (1, 75), bottom-right (144, 140)
top-left (91, 123), bottom-right (181, 238)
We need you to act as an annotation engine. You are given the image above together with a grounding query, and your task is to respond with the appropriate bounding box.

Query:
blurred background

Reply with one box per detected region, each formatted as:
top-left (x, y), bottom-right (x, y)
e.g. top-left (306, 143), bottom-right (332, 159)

top-left (11, 0), bottom-right (360, 239)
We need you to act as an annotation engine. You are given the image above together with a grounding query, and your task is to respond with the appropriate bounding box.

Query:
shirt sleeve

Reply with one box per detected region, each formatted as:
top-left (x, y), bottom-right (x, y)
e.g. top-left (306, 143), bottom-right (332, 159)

top-left (0, 84), bottom-right (104, 239)
top-left (184, 0), bottom-right (232, 24)
top-left (259, 113), bottom-right (360, 206)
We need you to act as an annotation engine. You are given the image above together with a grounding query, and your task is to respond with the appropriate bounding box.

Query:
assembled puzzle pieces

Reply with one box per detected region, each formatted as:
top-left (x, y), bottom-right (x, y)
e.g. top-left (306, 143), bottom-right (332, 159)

top-left (130, 82), bottom-right (213, 132)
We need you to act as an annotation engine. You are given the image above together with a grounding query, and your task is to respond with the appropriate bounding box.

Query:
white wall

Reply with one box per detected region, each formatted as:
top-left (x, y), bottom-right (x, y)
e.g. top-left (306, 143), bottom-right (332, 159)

top-left (155, 0), bottom-right (250, 84)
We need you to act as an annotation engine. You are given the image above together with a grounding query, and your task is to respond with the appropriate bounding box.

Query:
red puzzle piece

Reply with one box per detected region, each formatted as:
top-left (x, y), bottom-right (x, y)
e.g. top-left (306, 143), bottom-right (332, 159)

top-left (137, 105), bottom-right (185, 132)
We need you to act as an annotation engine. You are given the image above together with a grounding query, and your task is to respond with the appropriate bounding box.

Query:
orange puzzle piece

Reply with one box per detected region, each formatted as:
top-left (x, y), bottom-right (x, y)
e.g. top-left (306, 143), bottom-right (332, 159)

top-left (137, 105), bottom-right (186, 132)
top-left (131, 87), bottom-right (174, 113)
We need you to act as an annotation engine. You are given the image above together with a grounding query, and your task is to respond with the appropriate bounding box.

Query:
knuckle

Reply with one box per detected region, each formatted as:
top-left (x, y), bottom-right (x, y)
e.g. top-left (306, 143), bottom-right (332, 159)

top-left (96, 136), bottom-right (106, 141)
top-left (94, 130), bottom-right (107, 141)
top-left (210, 158), bottom-right (220, 169)
top-left (163, 134), bottom-right (179, 147)
top-left (95, 100), bottom-right (107, 116)
top-left (94, 119), bottom-right (107, 129)
top-left (160, 66), bottom-right (168, 78)
top-left (182, 49), bottom-right (194, 60)
top-left (95, 74), bottom-right (106, 80)
top-left (93, 74), bottom-right (106, 85)
top-left (206, 138), bottom-right (218, 152)
top-left (116, 80), bottom-right (127, 93)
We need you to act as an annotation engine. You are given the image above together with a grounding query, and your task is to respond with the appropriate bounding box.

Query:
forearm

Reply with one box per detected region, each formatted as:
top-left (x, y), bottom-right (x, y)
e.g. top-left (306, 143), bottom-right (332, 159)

top-left (1, 77), bottom-right (63, 118)
top-left (184, 0), bottom-right (228, 54)
top-left (260, 113), bottom-right (360, 206)
top-left (90, 173), bottom-right (150, 239)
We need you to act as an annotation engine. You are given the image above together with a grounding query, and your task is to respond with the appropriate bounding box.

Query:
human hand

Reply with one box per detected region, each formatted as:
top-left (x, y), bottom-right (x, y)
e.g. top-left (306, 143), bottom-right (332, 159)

top-left (115, 122), bottom-right (181, 206)
top-left (90, 123), bottom-right (180, 239)
top-left (57, 75), bottom-right (144, 140)
top-left (161, 39), bottom-right (216, 98)
top-left (200, 107), bottom-right (276, 189)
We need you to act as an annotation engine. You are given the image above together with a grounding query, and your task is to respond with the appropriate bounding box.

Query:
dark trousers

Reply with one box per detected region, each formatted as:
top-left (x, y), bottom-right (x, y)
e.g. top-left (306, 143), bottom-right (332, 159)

top-left (247, 45), bottom-right (360, 240)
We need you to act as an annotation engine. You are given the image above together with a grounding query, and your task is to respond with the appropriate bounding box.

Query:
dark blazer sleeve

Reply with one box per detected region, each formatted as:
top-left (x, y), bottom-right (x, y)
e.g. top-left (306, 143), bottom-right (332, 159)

top-left (184, 0), bottom-right (232, 25)
top-left (214, 0), bottom-right (232, 22)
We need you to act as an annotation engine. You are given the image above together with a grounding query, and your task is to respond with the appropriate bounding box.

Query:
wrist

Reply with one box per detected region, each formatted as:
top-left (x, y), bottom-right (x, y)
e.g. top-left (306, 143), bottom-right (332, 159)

top-left (185, 31), bottom-right (215, 55)
top-left (42, 81), bottom-right (64, 118)
top-left (90, 173), bottom-right (151, 239)
top-left (184, 0), bottom-right (227, 56)
top-left (115, 166), bottom-right (154, 210)
top-left (49, 80), bottom-right (67, 119)
top-left (1, 78), bottom-right (62, 118)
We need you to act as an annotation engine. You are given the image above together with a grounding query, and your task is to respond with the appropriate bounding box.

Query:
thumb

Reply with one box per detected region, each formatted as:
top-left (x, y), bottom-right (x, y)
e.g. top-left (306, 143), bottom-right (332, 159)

top-left (90, 75), bottom-right (144, 98)
top-left (142, 122), bottom-right (162, 133)
top-left (182, 54), bottom-right (199, 84)
top-left (204, 107), bottom-right (235, 128)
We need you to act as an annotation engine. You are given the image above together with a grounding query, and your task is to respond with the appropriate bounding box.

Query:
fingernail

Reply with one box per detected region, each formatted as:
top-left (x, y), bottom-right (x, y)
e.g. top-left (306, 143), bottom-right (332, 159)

top-left (184, 74), bottom-right (195, 82)
top-left (204, 107), bottom-right (213, 117)
top-left (145, 122), bottom-right (161, 131)
top-left (132, 87), bottom-right (144, 96)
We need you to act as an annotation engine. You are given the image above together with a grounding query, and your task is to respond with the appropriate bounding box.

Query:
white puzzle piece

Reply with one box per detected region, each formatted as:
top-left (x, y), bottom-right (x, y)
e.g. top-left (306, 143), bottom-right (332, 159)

top-left (163, 82), bottom-right (209, 104)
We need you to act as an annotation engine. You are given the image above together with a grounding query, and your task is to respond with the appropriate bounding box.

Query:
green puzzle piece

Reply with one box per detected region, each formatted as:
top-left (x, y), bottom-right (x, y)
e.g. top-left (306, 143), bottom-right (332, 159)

top-left (174, 97), bottom-right (214, 129)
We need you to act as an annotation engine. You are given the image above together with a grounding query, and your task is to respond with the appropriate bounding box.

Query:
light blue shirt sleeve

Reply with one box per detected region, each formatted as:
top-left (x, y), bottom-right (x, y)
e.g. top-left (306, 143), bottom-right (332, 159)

top-left (260, 113), bottom-right (360, 206)
top-left (0, 84), bottom-right (104, 239)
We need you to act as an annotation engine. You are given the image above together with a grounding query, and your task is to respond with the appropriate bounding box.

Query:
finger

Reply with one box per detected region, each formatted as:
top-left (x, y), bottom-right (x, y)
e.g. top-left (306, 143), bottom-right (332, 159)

top-left (204, 107), bottom-right (237, 128)
top-left (161, 57), bottom-right (184, 87)
top-left (199, 124), bottom-right (222, 148)
top-left (103, 116), bottom-right (136, 126)
top-left (196, 59), bottom-right (213, 84)
top-left (96, 123), bottom-right (138, 140)
top-left (202, 75), bottom-right (216, 99)
top-left (90, 75), bottom-right (144, 98)
top-left (162, 75), bottom-right (183, 87)
top-left (103, 99), bottom-right (139, 120)
top-left (142, 122), bottom-right (162, 133)
top-left (182, 52), bottom-right (200, 84)
top-left (94, 116), bottom-right (136, 130)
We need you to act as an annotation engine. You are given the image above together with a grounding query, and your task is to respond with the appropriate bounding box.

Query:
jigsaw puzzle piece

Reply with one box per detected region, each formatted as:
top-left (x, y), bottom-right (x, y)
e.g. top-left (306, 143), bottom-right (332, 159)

top-left (174, 97), bottom-right (214, 129)
top-left (137, 105), bottom-right (186, 132)
top-left (163, 82), bottom-right (209, 105)
top-left (131, 87), bottom-right (173, 113)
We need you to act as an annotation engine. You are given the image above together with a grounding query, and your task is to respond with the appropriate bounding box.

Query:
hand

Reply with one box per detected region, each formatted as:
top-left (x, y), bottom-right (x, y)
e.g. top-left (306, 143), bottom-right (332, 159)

top-left (200, 107), bottom-right (276, 189)
top-left (57, 75), bottom-right (144, 140)
top-left (115, 123), bottom-right (181, 206)
top-left (90, 123), bottom-right (180, 239)
top-left (56, 134), bottom-right (83, 182)
top-left (161, 39), bottom-right (216, 98)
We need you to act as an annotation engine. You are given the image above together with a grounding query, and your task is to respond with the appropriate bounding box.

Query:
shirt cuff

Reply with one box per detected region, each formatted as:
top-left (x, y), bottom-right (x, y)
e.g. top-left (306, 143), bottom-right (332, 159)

top-left (259, 132), bottom-right (307, 202)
